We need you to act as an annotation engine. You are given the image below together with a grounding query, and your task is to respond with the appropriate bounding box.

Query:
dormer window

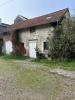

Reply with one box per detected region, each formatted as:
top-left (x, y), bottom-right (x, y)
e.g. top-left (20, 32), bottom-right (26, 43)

top-left (46, 17), bottom-right (52, 20)
top-left (30, 27), bottom-right (35, 33)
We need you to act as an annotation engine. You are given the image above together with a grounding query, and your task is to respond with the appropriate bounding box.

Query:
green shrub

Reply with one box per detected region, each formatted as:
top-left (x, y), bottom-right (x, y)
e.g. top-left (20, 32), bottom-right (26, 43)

top-left (48, 17), bottom-right (75, 60)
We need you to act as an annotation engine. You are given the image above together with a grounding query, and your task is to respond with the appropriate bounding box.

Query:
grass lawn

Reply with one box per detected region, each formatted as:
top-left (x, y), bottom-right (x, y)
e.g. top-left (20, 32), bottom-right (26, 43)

top-left (33, 58), bottom-right (75, 70)
top-left (0, 57), bottom-right (75, 100)
top-left (1, 55), bottom-right (75, 70)
top-left (0, 55), bottom-right (29, 60)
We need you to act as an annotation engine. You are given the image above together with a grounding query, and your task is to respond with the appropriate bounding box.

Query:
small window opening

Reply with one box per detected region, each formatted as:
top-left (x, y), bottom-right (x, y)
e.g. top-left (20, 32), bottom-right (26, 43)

top-left (30, 27), bottom-right (35, 33)
top-left (44, 42), bottom-right (49, 50)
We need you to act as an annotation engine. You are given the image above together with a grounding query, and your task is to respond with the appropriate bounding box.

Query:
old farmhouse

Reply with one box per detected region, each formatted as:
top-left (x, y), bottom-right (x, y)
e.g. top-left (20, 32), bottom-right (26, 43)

top-left (0, 8), bottom-right (70, 58)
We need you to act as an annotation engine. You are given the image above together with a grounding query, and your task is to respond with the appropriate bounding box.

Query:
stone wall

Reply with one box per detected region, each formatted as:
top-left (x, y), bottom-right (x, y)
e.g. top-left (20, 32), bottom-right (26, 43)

top-left (19, 24), bottom-right (54, 55)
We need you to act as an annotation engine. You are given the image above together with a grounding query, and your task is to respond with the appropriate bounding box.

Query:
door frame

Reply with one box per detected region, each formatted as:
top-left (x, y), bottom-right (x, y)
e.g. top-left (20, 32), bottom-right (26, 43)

top-left (29, 39), bottom-right (37, 58)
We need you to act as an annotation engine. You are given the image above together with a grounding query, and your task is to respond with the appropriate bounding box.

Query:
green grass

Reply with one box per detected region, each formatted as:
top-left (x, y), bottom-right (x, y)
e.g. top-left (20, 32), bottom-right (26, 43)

top-left (32, 59), bottom-right (75, 70)
top-left (0, 55), bottom-right (29, 60)
top-left (0, 55), bottom-right (75, 70)
top-left (16, 69), bottom-right (48, 88)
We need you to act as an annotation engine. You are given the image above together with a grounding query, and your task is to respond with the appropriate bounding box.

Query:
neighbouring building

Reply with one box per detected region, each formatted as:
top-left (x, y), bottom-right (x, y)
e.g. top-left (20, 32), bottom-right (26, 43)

top-left (0, 8), bottom-right (70, 58)
top-left (0, 19), bottom-right (10, 54)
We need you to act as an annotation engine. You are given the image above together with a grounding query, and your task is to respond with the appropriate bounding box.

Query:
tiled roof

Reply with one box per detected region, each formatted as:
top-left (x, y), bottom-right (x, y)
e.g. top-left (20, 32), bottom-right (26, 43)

top-left (0, 23), bottom-right (10, 36)
top-left (1, 8), bottom-right (69, 33)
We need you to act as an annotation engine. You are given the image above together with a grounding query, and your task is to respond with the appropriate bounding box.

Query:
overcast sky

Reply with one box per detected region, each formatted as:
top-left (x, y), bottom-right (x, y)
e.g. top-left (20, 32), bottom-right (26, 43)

top-left (0, 0), bottom-right (75, 24)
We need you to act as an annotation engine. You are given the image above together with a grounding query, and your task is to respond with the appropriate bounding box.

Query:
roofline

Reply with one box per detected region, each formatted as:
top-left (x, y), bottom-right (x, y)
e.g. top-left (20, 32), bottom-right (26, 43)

top-left (30, 8), bottom-right (69, 20)
top-left (0, 8), bottom-right (69, 33)
top-left (12, 8), bottom-right (69, 26)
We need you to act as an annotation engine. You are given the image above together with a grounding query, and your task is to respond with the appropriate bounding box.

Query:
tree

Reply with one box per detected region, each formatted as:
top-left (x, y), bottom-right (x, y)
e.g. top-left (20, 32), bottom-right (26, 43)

top-left (48, 17), bottom-right (75, 60)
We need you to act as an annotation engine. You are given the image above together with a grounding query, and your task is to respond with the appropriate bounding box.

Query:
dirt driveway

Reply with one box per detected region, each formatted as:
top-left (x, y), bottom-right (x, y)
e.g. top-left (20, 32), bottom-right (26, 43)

top-left (0, 59), bottom-right (75, 100)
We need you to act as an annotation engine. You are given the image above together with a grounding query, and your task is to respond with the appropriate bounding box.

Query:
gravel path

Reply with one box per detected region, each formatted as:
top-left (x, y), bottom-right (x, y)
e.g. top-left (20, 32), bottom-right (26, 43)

top-left (50, 68), bottom-right (75, 78)
top-left (13, 60), bottom-right (42, 68)
top-left (0, 60), bottom-right (48, 100)
top-left (0, 60), bottom-right (75, 100)
top-left (14, 60), bottom-right (75, 79)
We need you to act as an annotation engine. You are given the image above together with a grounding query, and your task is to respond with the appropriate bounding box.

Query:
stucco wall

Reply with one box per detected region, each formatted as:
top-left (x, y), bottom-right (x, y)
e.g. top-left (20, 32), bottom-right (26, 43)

top-left (36, 25), bottom-right (54, 53)
top-left (19, 24), bottom-right (54, 55)
top-left (2, 34), bottom-right (13, 54)
top-left (19, 29), bottom-right (31, 55)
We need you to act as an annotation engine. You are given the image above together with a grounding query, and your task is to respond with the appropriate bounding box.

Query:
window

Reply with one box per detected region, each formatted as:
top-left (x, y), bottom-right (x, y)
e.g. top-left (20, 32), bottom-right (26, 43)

top-left (44, 42), bottom-right (48, 50)
top-left (30, 27), bottom-right (35, 33)
top-left (4, 32), bottom-right (8, 35)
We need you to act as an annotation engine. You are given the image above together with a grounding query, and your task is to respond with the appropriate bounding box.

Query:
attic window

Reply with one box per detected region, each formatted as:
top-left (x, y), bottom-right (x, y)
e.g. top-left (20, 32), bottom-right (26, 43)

top-left (30, 27), bottom-right (35, 33)
top-left (46, 17), bottom-right (52, 20)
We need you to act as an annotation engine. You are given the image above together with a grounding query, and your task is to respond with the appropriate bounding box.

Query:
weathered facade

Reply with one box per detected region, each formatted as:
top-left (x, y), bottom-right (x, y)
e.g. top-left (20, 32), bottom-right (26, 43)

top-left (0, 8), bottom-right (70, 58)
top-left (18, 24), bottom-right (54, 57)
top-left (2, 33), bottom-right (13, 54)
top-left (0, 22), bottom-right (10, 54)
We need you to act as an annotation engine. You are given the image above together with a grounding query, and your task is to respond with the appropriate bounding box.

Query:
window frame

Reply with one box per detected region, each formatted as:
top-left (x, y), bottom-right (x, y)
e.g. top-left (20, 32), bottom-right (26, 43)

top-left (43, 41), bottom-right (49, 50)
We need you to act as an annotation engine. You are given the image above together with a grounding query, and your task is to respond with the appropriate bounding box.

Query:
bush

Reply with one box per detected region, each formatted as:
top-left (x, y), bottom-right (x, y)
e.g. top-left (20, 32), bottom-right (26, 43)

top-left (48, 17), bottom-right (75, 60)
top-left (35, 48), bottom-right (46, 59)
top-left (36, 52), bottom-right (46, 59)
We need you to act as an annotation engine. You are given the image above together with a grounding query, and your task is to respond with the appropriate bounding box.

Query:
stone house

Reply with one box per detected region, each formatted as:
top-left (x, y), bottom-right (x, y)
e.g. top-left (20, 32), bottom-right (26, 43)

top-left (1, 8), bottom-right (70, 58)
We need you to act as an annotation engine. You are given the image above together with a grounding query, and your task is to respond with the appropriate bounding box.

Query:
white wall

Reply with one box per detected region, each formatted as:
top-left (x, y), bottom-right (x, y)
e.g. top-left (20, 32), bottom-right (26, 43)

top-left (5, 41), bottom-right (13, 54)
top-left (2, 41), bottom-right (13, 54)
top-left (2, 34), bottom-right (13, 54)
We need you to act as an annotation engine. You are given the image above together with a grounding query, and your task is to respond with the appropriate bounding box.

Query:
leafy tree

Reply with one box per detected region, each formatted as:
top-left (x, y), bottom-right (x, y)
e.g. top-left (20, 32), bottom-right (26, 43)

top-left (48, 17), bottom-right (75, 60)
